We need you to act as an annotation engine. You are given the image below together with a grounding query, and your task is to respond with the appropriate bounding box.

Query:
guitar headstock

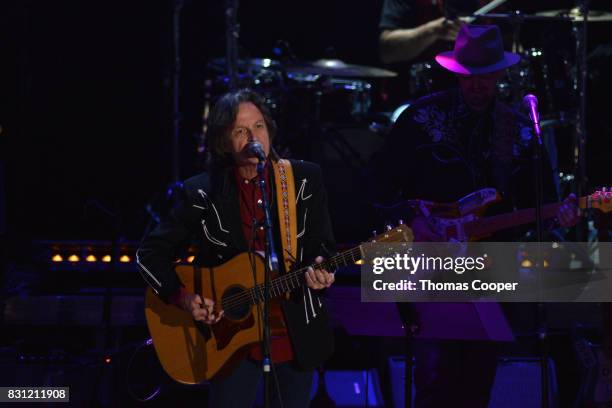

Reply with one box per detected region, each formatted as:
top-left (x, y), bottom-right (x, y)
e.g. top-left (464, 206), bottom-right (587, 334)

top-left (369, 222), bottom-right (414, 243)
top-left (590, 188), bottom-right (612, 213)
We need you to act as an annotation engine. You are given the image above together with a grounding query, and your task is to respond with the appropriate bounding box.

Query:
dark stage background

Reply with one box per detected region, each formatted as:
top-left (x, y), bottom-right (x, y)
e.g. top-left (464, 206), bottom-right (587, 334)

top-left (1, 1), bottom-right (612, 405)
top-left (4, 0), bottom-right (611, 244)
top-left (2, 0), bottom-right (384, 243)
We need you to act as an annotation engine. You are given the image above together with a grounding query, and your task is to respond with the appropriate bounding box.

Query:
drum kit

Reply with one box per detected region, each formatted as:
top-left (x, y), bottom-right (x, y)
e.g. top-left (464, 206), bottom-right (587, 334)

top-left (203, 56), bottom-right (395, 130)
top-left (200, 4), bottom-right (611, 192)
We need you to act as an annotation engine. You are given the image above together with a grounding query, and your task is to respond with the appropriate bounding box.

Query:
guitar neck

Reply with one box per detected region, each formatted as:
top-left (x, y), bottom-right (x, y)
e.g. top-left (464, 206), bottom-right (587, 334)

top-left (464, 196), bottom-right (589, 238)
top-left (249, 246), bottom-right (363, 303)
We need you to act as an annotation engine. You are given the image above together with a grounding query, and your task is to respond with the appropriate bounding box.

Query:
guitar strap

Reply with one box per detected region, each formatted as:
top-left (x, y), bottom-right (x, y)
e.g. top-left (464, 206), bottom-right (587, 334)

top-left (272, 159), bottom-right (298, 275)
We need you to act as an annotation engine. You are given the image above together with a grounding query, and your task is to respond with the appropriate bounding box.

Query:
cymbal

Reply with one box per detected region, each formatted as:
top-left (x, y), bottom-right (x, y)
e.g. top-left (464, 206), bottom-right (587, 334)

top-left (207, 58), bottom-right (281, 73)
top-left (286, 59), bottom-right (398, 78)
top-left (536, 8), bottom-right (612, 22)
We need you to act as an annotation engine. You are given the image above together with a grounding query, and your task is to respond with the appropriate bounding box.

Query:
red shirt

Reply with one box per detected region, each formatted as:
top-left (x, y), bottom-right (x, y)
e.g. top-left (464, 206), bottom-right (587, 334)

top-left (233, 163), bottom-right (294, 364)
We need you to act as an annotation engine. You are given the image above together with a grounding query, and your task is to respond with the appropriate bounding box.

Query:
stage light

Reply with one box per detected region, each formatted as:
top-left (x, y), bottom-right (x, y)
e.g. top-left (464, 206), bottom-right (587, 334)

top-left (104, 356), bottom-right (112, 364)
top-left (67, 254), bottom-right (80, 262)
top-left (187, 255), bottom-right (195, 263)
top-left (119, 255), bottom-right (131, 263)
top-left (521, 259), bottom-right (549, 268)
top-left (52, 254), bottom-right (63, 262)
top-left (85, 255), bottom-right (97, 262)
top-left (102, 255), bottom-right (112, 263)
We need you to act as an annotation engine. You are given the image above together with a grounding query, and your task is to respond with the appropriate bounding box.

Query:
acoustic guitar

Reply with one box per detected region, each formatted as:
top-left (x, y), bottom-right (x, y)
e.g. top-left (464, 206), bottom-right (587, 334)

top-left (145, 224), bottom-right (413, 384)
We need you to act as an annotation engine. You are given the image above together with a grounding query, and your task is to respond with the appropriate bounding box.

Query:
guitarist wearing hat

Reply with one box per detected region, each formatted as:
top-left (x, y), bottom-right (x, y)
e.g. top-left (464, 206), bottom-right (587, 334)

top-left (370, 25), bottom-right (580, 407)
top-left (137, 89), bottom-right (336, 407)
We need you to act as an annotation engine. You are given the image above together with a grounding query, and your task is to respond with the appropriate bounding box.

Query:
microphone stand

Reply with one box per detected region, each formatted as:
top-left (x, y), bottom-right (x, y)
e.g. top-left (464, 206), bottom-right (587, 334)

top-left (530, 106), bottom-right (549, 408)
top-left (257, 158), bottom-right (279, 408)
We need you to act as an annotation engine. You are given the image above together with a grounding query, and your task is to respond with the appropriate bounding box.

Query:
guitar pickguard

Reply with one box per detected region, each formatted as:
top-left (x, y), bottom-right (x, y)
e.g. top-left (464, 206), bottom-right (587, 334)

top-left (457, 188), bottom-right (500, 216)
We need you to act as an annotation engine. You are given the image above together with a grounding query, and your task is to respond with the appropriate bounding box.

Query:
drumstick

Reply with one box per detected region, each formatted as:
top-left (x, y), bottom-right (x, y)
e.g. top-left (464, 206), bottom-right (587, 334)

top-left (462, 0), bottom-right (510, 24)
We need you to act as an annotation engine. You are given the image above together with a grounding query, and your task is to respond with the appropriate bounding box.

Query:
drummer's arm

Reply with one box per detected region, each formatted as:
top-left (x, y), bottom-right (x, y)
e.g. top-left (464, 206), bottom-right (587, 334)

top-left (379, 17), bottom-right (461, 64)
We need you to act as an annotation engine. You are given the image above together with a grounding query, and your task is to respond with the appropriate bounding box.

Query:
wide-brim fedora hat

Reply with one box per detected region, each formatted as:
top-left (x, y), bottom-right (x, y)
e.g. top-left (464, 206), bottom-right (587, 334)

top-left (435, 25), bottom-right (520, 75)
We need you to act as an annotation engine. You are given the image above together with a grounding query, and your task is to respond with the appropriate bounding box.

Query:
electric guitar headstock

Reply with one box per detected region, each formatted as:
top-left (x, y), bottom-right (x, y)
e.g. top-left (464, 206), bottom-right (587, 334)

top-left (588, 188), bottom-right (612, 213)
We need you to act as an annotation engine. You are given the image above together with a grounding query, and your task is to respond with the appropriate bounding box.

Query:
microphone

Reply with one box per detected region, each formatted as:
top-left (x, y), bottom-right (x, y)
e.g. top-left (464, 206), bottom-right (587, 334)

top-left (523, 94), bottom-right (542, 140)
top-left (245, 141), bottom-right (266, 162)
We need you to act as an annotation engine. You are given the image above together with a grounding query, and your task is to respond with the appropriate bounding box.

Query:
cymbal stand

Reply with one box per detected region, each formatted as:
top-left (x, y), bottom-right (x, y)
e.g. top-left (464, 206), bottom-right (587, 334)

top-left (508, 11), bottom-right (525, 110)
top-left (171, 0), bottom-right (184, 185)
top-left (225, 0), bottom-right (240, 90)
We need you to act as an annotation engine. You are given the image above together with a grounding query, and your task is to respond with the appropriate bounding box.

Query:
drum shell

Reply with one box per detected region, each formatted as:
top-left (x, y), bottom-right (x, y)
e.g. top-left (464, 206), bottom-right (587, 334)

top-left (287, 74), bottom-right (372, 123)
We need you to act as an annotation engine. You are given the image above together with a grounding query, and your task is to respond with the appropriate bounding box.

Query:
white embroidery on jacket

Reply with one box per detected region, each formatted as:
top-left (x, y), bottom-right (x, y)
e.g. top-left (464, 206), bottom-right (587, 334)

top-left (201, 220), bottom-right (228, 247)
top-left (198, 189), bottom-right (229, 233)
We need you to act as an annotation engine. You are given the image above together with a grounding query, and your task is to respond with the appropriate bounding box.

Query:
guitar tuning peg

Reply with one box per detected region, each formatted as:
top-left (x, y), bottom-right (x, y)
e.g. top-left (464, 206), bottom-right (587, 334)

top-left (386, 225), bottom-right (393, 231)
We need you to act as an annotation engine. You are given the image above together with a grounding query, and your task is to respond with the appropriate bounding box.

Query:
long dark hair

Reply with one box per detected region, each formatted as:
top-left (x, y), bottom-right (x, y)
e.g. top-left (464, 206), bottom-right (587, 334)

top-left (205, 89), bottom-right (277, 167)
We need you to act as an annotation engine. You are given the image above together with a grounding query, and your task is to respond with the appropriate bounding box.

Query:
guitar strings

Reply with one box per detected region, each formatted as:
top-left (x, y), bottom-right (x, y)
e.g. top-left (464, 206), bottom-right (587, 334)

top-left (232, 246), bottom-right (361, 307)
top-left (220, 265), bottom-right (307, 312)
top-left (219, 230), bottom-right (407, 311)
top-left (219, 227), bottom-right (406, 311)
top-left (221, 247), bottom-right (362, 312)
top-left (219, 254), bottom-right (337, 311)
top-left (219, 247), bottom-right (363, 311)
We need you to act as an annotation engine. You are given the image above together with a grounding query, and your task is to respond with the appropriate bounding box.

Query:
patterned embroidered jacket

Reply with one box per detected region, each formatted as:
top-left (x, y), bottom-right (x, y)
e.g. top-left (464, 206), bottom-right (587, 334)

top-left (370, 89), bottom-right (559, 237)
top-left (137, 159), bottom-right (335, 370)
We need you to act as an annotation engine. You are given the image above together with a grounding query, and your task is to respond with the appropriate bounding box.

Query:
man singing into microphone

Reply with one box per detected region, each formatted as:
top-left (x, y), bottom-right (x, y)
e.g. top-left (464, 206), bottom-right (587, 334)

top-left (369, 25), bottom-right (579, 407)
top-left (137, 89), bottom-right (336, 407)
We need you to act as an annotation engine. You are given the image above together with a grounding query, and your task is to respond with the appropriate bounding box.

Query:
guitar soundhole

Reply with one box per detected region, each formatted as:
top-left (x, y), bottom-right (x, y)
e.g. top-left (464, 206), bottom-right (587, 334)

top-left (222, 285), bottom-right (251, 321)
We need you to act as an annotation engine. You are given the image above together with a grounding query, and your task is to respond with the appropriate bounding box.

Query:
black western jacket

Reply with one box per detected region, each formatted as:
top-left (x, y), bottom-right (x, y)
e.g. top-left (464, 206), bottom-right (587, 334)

top-left (137, 159), bottom-right (335, 370)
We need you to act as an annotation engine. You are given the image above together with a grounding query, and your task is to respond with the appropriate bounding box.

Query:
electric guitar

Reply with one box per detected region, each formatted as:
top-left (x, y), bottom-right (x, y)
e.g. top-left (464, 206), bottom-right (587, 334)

top-left (405, 188), bottom-right (612, 241)
top-left (144, 224), bottom-right (413, 384)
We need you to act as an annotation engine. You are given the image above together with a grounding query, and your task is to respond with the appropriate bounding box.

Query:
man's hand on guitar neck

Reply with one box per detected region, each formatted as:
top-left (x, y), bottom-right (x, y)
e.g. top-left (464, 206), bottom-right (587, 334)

top-left (174, 287), bottom-right (223, 325)
top-left (305, 256), bottom-right (335, 290)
